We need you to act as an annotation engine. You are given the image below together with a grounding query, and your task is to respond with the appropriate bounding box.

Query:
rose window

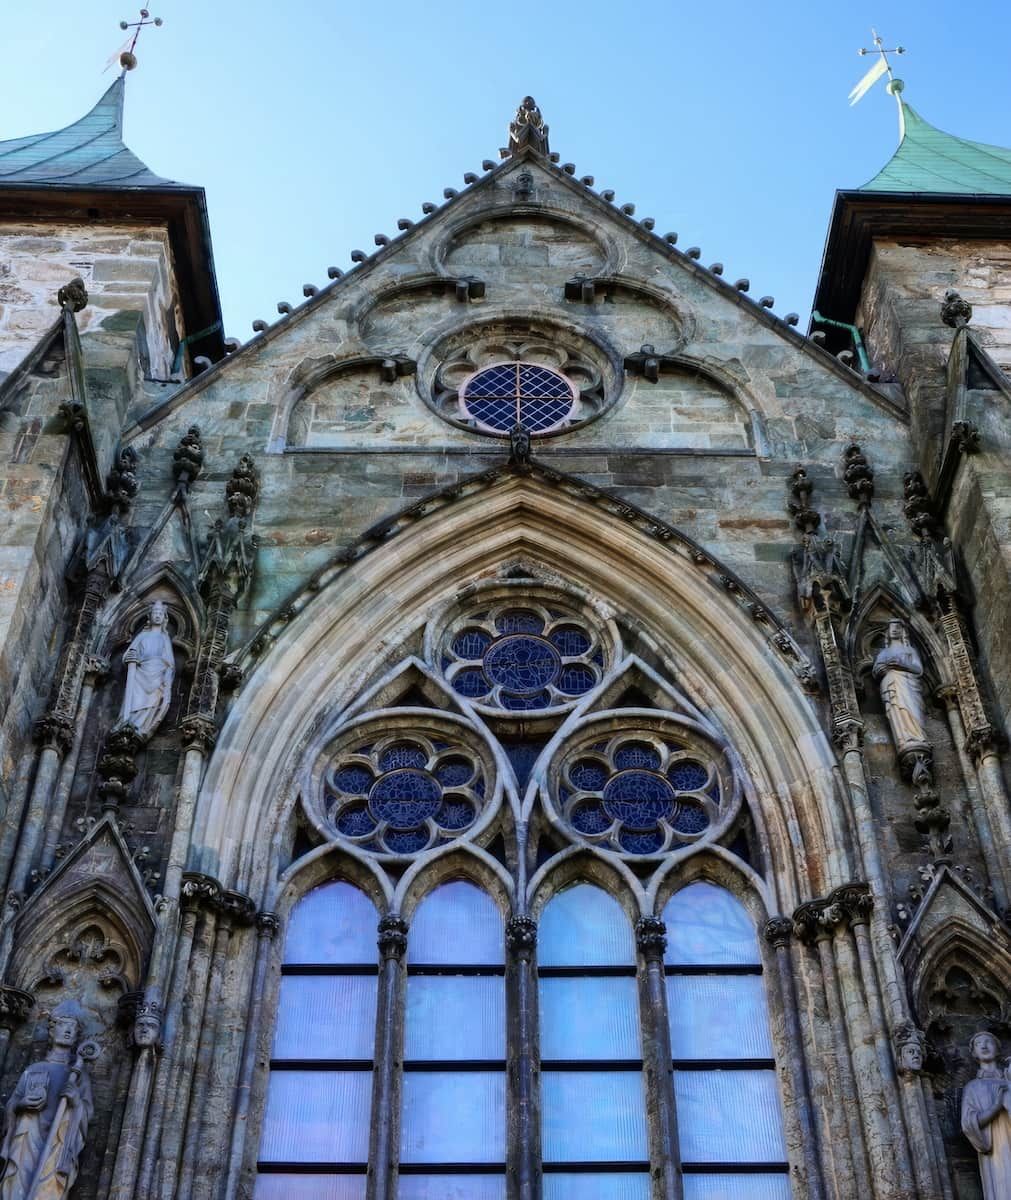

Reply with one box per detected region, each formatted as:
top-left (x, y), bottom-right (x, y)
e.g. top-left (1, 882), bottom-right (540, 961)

top-left (445, 604), bottom-right (603, 712)
top-left (324, 734), bottom-right (486, 854)
top-left (459, 363), bottom-right (577, 434)
top-left (558, 734), bottom-right (723, 855)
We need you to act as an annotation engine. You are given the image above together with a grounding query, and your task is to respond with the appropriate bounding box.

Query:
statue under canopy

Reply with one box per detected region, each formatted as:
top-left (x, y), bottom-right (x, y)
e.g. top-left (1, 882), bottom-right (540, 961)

top-left (0, 1009), bottom-right (96, 1200)
top-left (961, 1030), bottom-right (1011, 1200)
top-left (118, 601), bottom-right (174, 739)
top-left (872, 618), bottom-right (930, 761)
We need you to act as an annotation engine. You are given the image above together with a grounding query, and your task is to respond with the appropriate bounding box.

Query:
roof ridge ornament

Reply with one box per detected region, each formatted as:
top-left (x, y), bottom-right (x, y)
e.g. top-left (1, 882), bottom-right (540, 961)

top-left (848, 27), bottom-right (905, 107)
top-left (502, 96), bottom-right (550, 159)
top-left (107, 7), bottom-right (163, 74)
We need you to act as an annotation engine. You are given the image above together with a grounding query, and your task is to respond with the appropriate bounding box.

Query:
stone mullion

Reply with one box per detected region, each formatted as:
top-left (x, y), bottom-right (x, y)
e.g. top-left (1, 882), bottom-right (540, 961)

top-left (794, 907), bottom-right (873, 1200)
top-left (506, 915), bottom-right (540, 1200)
top-left (108, 1015), bottom-right (160, 1200)
top-left (634, 917), bottom-right (682, 1200)
top-left (763, 919), bottom-right (825, 1200)
top-left (155, 902), bottom-right (218, 1199)
top-left (0, 751), bottom-right (36, 894)
top-left (368, 915), bottom-right (407, 1200)
top-left (183, 586), bottom-right (234, 732)
top-left (224, 912), bottom-right (279, 1200)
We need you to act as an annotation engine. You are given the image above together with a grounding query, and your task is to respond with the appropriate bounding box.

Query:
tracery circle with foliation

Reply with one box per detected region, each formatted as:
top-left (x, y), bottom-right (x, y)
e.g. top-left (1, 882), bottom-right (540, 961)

top-left (307, 716), bottom-right (501, 858)
top-left (545, 718), bottom-right (739, 857)
top-left (429, 586), bottom-right (619, 718)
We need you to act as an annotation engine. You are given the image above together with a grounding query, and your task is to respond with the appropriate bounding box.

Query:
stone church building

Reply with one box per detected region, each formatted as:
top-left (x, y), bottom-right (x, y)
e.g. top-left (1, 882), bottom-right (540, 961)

top-left (0, 72), bottom-right (1010, 1200)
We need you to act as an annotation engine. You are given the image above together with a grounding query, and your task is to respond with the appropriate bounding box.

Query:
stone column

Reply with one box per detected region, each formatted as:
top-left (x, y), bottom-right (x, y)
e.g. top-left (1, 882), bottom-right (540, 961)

top-left (764, 918), bottom-right (825, 1200)
top-left (506, 914), bottom-right (540, 1200)
top-left (369, 914), bottom-right (407, 1200)
top-left (224, 912), bottom-right (279, 1199)
top-left (634, 916), bottom-right (682, 1200)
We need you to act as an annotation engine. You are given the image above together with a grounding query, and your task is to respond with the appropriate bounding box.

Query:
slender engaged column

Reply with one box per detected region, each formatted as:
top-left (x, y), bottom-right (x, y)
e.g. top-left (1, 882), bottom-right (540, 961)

top-left (507, 914), bottom-right (540, 1200)
top-left (369, 915), bottom-right (407, 1200)
top-left (635, 917), bottom-right (681, 1200)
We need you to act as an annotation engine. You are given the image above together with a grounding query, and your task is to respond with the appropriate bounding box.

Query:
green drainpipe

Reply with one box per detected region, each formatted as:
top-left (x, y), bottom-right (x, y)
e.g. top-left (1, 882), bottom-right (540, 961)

top-left (172, 321), bottom-right (223, 374)
top-left (811, 311), bottom-right (871, 374)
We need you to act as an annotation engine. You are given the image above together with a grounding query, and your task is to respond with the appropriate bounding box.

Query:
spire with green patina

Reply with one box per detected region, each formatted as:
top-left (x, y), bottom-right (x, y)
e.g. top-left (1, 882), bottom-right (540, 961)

top-left (0, 75), bottom-right (187, 189)
top-left (861, 80), bottom-right (1011, 195)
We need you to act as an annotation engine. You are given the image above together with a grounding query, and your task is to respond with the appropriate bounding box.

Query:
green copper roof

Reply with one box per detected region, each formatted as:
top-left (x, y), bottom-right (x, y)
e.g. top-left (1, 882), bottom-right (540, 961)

top-left (0, 77), bottom-right (187, 189)
top-left (861, 99), bottom-right (1011, 195)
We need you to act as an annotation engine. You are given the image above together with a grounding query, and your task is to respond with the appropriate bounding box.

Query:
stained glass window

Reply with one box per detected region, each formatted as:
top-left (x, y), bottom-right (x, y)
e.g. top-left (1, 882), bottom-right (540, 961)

top-left (258, 882), bottom-right (377, 1192)
top-left (459, 362), bottom-right (577, 433)
top-left (539, 884), bottom-right (649, 1189)
top-left (662, 884), bottom-right (789, 1185)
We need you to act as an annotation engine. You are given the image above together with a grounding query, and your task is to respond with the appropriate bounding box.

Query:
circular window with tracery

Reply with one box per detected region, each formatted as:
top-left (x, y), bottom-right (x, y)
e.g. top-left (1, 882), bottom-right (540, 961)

top-left (459, 362), bottom-right (577, 434)
top-left (321, 732), bottom-right (490, 855)
top-left (442, 601), bottom-right (606, 713)
top-left (555, 730), bottom-right (729, 855)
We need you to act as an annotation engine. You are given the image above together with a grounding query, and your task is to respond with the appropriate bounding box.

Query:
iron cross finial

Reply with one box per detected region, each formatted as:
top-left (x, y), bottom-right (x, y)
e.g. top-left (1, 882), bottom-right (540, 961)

top-left (108, 8), bottom-right (163, 74)
top-left (849, 28), bottom-right (906, 106)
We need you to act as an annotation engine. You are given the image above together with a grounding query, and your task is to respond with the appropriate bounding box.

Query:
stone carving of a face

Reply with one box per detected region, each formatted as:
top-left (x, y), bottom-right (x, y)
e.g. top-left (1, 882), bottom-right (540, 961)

top-left (150, 600), bottom-right (168, 628)
top-left (900, 1040), bottom-right (924, 1073)
top-left (50, 1015), bottom-right (79, 1049)
top-left (133, 1014), bottom-right (161, 1048)
top-left (970, 1031), bottom-right (1000, 1065)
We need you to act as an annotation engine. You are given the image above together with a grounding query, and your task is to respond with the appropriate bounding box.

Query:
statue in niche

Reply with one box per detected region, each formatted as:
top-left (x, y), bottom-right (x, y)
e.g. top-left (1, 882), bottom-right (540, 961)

top-left (961, 1030), bottom-right (1011, 1200)
top-left (117, 601), bottom-right (174, 740)
top-left (0, 1006), bottom-right (97, 1200)
top-left (872, 619), bottom-right (930, 760)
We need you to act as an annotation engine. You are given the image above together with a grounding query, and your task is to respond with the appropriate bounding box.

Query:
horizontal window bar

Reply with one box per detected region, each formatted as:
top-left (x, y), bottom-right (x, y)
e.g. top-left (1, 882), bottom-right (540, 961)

top-left (406, 965), bottom-right (506, 976)
top-left (281, 964), bottom-right (380, 976)
top-left (402, 1061), bottom-right (506, 1072)
top-left (664, 964), bottom-right (763, 976)
top-left (672, 1058), bottom-right (776, 1070)
top-left (399, 1163), bottom-right (506, 1175)
top-left (682, 1163), bottom-right (791, 1174)
top-left (537, 966), bottom-right (637, 978)
top-left (258, 1163), bottom-right (368, 1174)
top-left (269, 1060), bottom-right (373, 1071)
top-left (542, 1162), bottom-right (650, 1173)
top-left (541, 1060), bottom-right (643, 1071)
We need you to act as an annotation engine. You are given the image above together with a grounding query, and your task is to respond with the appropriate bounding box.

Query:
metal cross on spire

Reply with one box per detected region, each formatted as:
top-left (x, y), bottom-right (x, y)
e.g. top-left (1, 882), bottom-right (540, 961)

top-left (848, 28), bottom-right (905, 106)
top-left (106, 7), bottom-right (163, 74)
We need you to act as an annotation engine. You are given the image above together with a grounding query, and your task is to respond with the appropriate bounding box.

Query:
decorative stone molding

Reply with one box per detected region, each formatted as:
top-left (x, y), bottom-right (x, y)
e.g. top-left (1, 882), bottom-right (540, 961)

top-left (792, 883), bottom-right (872, 943)
top-left (506, 915), bottom-right (537, 955)
top-left (178, 715), bottom-right (217, 754)
top-left (57, 276), bottom-right (89, 313)
top-left (0, 985), bottom-right (34, 1030)
top-left (635, 916), bottom-right (667, 960)
top-left (787, 466), bottom-right (821, 536)
top-left (842, 443), bottom-right (874, 508)
top-left (256, 912), bottom-right (280, 939)
top-left (180, 872), bottom-right (222, 912)
top-left (377, 915), bottom-right (408, 960)
top-left (171, 425), bottom-right (204, 493)
top-left (763, 917), bottom-right (793, 948)
top-left (96, 724), bottom-right (143, 811)
top-left (215, 889), bottom-right (256, 927)
top-left (940, 290), bottom-right (972, 329)
top-left (504, 95), bottom-right (550, 158)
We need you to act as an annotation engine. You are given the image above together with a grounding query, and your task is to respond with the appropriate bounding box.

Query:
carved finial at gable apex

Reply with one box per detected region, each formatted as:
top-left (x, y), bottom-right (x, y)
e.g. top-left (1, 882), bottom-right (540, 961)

top-left (502, 95), bottom-right (550, 159)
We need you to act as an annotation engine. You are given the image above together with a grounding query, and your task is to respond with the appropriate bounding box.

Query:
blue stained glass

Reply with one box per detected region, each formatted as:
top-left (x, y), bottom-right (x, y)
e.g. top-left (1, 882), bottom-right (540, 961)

top-left (501, 690), bottom-right (550, 711)
top-left (613, 742), bottom-right (662, 771)
top-left (518, 364), bottom-right (573, 397)
top-left (438, 798), bottom-right (476, 830)
top-left (370, 770), bottom-right (442, 828)
top-left (336, 805), bottom-right (377, 837)
top-left (602, 771), bottom-right (676, 831)
top-left (668, 760), bottom-right (709, 791)
top-left (558, 665), bottom-right (597, 695)
top-left (591, 650), bottom-right (605, 666)
top-left (467, 395), bottom-right (516, 430)
top-left (549, 625), bottom-right (592, 655)
top-left (484, 635), bottom-right (560, 693)
top-left (380, 744), bottom-right (428, 771)
top-left (708, 781), bottom-right (721, 802)
top-left (569, 759), bottom-right (608, 792)
top-left (435, 757), bottom-right (475, 787)
top-left (505, 742), bottom-right (545, 789)
top-left (452, 668), bottom-right (491, 698)
top-left (332, 765), bottom-right (373, 794)
top-left (384, 828), bottom-right (430, 854)
top-left (671, 802), bottom-right (709, 835)
top-left (619, 828), bottom-right (665, 854)
top-left (495, 609), bottom-right (545, 635)
top-left (452, 629), bottom-right (492, 660)
top-left (571, 801), bottom-right (611, 834)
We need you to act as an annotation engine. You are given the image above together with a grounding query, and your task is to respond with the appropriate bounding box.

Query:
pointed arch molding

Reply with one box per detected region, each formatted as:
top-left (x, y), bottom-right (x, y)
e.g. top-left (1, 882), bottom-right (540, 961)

top-left (194, 467), bottom-right (843, 904)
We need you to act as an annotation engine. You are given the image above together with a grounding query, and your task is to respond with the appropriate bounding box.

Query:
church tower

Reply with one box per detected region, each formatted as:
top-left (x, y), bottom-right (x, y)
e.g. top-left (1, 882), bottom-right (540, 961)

top-left (0, 66), bottom-right (1009, 1200)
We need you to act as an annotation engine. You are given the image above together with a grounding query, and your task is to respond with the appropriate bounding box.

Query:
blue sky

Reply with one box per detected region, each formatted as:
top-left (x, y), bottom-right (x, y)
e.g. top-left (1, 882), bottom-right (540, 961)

top-left (2, 1), bottom-right (1009, 343)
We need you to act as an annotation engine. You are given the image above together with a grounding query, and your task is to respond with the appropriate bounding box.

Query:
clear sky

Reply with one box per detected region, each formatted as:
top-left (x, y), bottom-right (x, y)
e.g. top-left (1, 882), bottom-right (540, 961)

top-left (2, 1), bottom-right (1009, 344)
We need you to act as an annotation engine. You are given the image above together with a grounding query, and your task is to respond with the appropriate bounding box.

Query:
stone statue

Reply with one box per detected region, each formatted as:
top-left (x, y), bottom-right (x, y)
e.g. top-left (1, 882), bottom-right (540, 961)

top-left (118, 601), bottom-right (174, 739)
top-left (894, 1022), bottom-right (927, 1076)
top-left (0, 1011), bottom-right (96, 1200)
top-left (961, 1031), bottom-right (1011, 1200)
top-left (872, 619), bottom-right (930, 760)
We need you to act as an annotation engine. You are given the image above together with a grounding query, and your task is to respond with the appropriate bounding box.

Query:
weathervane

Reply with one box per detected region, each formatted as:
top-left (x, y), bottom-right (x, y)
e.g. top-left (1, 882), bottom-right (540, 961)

top-left (849, 28), bottom-right (905, 106)
top-left (106, 8), bottom-right (163, 74)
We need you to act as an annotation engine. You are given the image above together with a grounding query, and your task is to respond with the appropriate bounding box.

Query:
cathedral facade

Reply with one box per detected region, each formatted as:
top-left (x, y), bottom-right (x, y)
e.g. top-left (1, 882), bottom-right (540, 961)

top-left (0, 78), bottom-right (1010, 1200)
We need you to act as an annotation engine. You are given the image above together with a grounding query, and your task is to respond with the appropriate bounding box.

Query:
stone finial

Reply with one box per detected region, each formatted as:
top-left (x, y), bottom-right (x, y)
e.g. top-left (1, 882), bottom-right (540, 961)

top-left (843, 444), bottom-right (874, 507)
top-left (172, 426), bottom-right (204, 490)
top-left (787, 466), bottom-right (821, 536)
top-left (902, 470), bottom-right (937, 540)
top-left (57, 276), bottom-right (89, 313)
top-left (226, 455), bottom-right (259, 519)
top-left (106, 446), bottom-right (139, 513)
top-left (941, 290), bottom-right (972, 329)
top-left (504, 95), bottom-right (550, 158)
